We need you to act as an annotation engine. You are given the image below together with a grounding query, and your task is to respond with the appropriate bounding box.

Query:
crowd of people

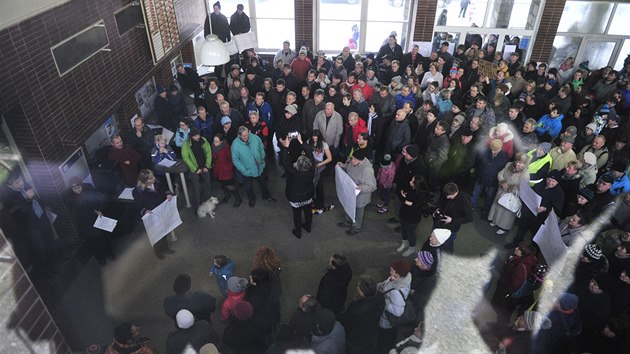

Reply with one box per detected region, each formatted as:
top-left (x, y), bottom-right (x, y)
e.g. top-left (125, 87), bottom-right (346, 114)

top-left (3, 1), bottom-right (630, 353)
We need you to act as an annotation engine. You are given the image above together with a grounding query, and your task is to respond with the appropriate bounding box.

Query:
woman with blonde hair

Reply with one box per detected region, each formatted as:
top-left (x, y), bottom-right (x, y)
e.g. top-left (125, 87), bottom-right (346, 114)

top-left (488, 153), bottom-right (530, 234)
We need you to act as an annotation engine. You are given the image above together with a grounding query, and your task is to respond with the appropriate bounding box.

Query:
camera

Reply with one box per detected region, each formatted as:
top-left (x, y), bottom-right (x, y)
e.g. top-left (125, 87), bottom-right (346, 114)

top-left (433, 210), bottom-right (446, 220)
top-left (288, 131), bottom-right (299, 139)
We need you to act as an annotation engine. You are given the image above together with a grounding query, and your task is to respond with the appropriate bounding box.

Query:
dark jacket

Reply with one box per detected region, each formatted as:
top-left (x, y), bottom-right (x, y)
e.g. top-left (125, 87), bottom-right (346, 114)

top-left (340, 293), bottom-right (385, 354)
top-left (525, 183), bottom-right (565, 224)
top-left (281, 150), bottom-right (315, 203)
top-left (223, 318), bottom-right (267, 354)
top-left (230, 11), bottom-right (250, 35)
top-left (163, 291), bottom-right (216, 324)
top-left (316, 263), bottom-right (353, 316)
top-left (386, 119), bottom-right (411, 154)
top-left (165, 320), bottom-right (219, 354)
top-left (205, 13), bottom-right (230, 42)
top-left (476, 149), bottom-right (509, 186)
top-left (399, 183), bottom-right (427, 223)
top-left (132, 181), bottom-right (170, 216)
top-left (434, 191), bottom-right (473, 232)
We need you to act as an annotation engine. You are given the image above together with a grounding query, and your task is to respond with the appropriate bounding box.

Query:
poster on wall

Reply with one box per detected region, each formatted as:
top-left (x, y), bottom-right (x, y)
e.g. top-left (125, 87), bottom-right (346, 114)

top-left (135, 77), bottom-right (157, 119)
top-left (59, 147), bottom-right (93, 187)
top-left (84, 115), bottom-right (118, 161)
top-left (170, 52), bottom-right (183, 78)
top-left (140, 0), bottom-right (180, 64)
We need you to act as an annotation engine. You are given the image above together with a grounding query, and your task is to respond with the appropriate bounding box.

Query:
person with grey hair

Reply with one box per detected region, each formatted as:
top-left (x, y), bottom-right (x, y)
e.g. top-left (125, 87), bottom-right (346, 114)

top-left (336, 148), bottom-right (377, 235)
top-left (313, 102), bottom-right (343, 158)
top-left (279, 136), bottom-right (315, 239)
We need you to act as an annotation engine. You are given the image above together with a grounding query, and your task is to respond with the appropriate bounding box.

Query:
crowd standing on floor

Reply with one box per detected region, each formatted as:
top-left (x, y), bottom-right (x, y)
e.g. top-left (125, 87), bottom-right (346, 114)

top-left (3, 1), bottom-right (630, 353)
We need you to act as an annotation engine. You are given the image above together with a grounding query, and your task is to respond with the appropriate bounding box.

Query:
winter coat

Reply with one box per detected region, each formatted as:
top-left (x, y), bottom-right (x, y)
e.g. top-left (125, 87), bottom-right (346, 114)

top-left (132, 181), bottom-right (170, 216)
top-left (399, 183), bottom-right (426, 224)
top-left (497, 254), bottom-right (537, 296)
top-left (610, 172), bottom-right (630, 197)
top-left (163, 291), bottom-right (217, 324)
top-left (211, 142), bottom-right (234, 181)
top-left (377, 164), bottom-right (396, 189)
top-left (311, 322), bottom-right (346, 354)
top-left (476, 149), bottom-right (509, 187)
top-left (313, 110), bottom-right (344, 148)
top-left (434, 191), bottom-right (473, 232)
top-left (247, 101), bottom-right (274, 127)
top-left (535, 114), bottom-right (564, 140)
top-left (386, 119), bottom-right (411, 154)
top-left (343, 118), bottom-right (368, 147)
top-left (488, 126), bottom-right (515, 158)
top-left (344, 158), bottom-right (377, 208)
top-left (209, 259), bottom-right (235, 297)
top-left (165, 320), bottom-right (219, 354)
top-left (378, 273), bottom-right (412, 329)
top-left (424, 133), bottom-right (450, 170)
top-left (231, 133), bottom-right (266, 177)
top-left (182, 137), bottom-right (212, 172)
top-left (223, 319), bottom-right (267, 354)
top-left (316, 263), bottom-right (353, 316)
top-left (220, 290), bottom-right (247, 323)
top-left (549, 147), bottom-right (577, 171)
top-left (229, 11), bottom-right (250, 35)
top-left (340, 293), bottom-right (385, 353)
top-left (281, 150), bottom-right (315, 203)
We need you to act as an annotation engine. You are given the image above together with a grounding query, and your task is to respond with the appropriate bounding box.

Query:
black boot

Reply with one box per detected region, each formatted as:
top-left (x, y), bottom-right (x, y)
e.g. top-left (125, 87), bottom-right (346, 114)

top-left (221, 185), bottom-right (231, 203)
top-left (231, 186), bottom-right (242, 207)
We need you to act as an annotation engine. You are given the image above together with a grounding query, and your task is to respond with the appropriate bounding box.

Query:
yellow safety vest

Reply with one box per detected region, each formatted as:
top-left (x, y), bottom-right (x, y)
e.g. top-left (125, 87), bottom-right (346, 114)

top-left (527, 149), bottom-right (553, 186)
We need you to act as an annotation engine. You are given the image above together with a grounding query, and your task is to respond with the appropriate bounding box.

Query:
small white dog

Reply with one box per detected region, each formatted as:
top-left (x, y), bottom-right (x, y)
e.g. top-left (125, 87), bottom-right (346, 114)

top-left (197, 196), bottom-right (219, 218)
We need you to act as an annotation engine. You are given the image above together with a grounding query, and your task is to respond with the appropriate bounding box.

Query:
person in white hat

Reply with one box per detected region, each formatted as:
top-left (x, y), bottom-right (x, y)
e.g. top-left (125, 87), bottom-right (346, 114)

top-left (166, 309), bottom-right (220, 354)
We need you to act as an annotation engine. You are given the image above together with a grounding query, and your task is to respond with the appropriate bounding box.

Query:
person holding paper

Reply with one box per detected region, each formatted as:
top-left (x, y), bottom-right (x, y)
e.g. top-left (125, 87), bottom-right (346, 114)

top-left (64, 177), bottom-right (116, 266)
top-left (336, 149), bottom-right (377, 235)
top-left (506, 170), bottom-right (565, 249)
top-left (151, 134), bottom-right (176, 182)
top-left (132, 169), bottom-right (175, 259)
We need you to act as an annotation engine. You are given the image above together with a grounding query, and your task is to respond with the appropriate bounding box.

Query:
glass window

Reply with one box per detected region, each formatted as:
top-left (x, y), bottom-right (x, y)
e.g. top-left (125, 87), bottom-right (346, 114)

top-left (435, 0), bottom-right (489, 27)
top-left (365, 22), bottom-right (404, 53)
top-left (208, 0), bottom-right (250, 18)
top-left (319, 20), bottom-right (360, 52)
top-left (613, 39), bottom-right (630, 71)
top-left (549, 36), bottom-right (582, 68)
top-left (609, 4), bottom-right (630, 36)
top-left (255, 0), bottom-right (294, 18)
top-left (581, 41), bottom-right (616, 71)
top-left (368, 0), bottom-right (411, 22)
top-left (557, 1), bottom-right (613, 34)
top-left (320, 1), bottom-right (360, 21)
top-left (256, 19), bottom-right (295, 50)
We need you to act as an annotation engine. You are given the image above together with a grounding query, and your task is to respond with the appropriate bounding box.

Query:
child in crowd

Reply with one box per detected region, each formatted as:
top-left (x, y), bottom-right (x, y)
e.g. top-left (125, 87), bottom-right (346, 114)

top-left (377, 154), bottom-right (396, 214)
top-left (209, 254), bottom-right (235, 297)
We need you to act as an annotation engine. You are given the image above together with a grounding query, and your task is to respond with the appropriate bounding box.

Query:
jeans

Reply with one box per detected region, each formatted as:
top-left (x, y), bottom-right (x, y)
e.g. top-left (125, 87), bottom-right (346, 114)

top-left (345, 206), bottom-right (366, 231)
top-left (400, 220), bottom-right (420, 247)
top-left (189, 171), bottom-right (212, 209)
top-left (314, 175), bottom-right (325, 209)
top-left (380, 187), bottom-right (391, 206)
top-left (470, 182), bottom-right (497, 214)
top-left (244, 176), bottom-right (270, 201)
top-left (442, 231), bottom-right (457, 254)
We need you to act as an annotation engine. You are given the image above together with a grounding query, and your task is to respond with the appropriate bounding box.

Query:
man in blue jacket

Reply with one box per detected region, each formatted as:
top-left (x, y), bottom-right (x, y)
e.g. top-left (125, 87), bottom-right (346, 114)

top-left (535, 107), bottom-right (563, 140)
top-left (609, 161), bottom-right (630, 196)
top-left (231, 126), bottom-right (276, 207)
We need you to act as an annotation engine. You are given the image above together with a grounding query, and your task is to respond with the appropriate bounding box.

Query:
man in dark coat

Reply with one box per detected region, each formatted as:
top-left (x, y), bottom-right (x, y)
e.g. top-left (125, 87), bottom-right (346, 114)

top-left (507, 170), bottom-right (565, 248)
top-left (229, 4), bottom-right (250, 35)
top-left (339, 275), bottom-right (385, 354)
top-left (470, 139), bottom-right (509, 216)
top-left (154, 86), bottom-right (175, 132)
top-left (432, 182), bottom-right (473, 253)
top-left (166, 309), bottom-right (219, 354)
top-left (176, 64), bottom-right (204, 107)
top-left (163, 273), bottom-right (217, 324)
top-left (316, 254), bottom-right (352, 317)
top-left (129, 117), bottom-right (155, 169)
top-left (289, 294), bottom-right (321, 343)
top-left (108, 135), bottom-right (141, 186)
top-left (205, 1), bottom-right (230, 42)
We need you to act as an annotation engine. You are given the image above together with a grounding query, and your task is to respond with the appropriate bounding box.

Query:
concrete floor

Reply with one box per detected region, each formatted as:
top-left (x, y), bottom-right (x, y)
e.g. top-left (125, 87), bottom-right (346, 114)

top-left (49, 163), bottom-right (512, 353)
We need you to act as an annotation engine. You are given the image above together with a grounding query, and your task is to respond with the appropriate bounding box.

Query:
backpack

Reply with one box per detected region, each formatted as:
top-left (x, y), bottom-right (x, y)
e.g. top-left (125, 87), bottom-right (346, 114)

top-left (384, 289), bottom-right (417, 328)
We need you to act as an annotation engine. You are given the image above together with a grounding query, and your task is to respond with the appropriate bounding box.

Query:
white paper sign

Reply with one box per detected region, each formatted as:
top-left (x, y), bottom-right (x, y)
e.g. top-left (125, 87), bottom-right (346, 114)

top-left (118, 187), bottom-right (135, 200)
top-left (93, 216), bottom-right (118, 232)
top-left (533, 211), bottom-right (567, 266)
top-left (503, 45), bottom-right (517, 61)
top-left (158, 159), bottom-right (177, 167)
top-left (519, 178), bottom-right (542, 215)
top-left (141, 195), bottom-right (182, 246)
top-left (335, 165), bottom-right (358, 223)
top-left (233, 32), bottom-right (258, 51)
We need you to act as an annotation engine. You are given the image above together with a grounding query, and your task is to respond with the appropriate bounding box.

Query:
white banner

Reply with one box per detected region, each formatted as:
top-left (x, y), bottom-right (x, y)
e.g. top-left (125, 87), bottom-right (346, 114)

top-left (533, 210), bottom-right (567, 266)
top-left (519, 178), bottom-right (542, 215)
top-left (335, 165), bottom-right (359, 223)
top-left (142, 195), bottom-right (182, 246)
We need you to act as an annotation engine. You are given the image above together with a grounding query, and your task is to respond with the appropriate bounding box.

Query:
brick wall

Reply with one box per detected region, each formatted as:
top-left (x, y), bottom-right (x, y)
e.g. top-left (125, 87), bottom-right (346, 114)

top-left (414, 0), bottom-right (438, 42)
top-left (295, 0), bottom-right (314, 49)
top-left (0, 0), bottom-right (206, 239)
top-left (530, 0), bottom-right (566, 63)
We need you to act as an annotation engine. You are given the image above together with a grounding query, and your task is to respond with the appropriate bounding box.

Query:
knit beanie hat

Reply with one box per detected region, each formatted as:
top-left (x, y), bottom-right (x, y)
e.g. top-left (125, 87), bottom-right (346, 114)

top-left (199, 343), bottom-right (220, 354)
top-left (583, 152), bottom-right (597, 166)
top-left (585, 123), bottom-right (597, 133)
top-left (380, 154), bottom-right (392, 167)
top-left (233, 301), bottom-right (254, 320)
top-left (404, 144), bottom-right (420, 158)
top-left (432, 228), bottom-right (452, 246)
top-left (391, 260), bottom-right (411, 277)
top-left (358, 275), bottom-right (378, 297)
top-left (584, 244), bottom-right (602, 261)
top-left (417, 251), bottom-right (434, 268)
top-left (221, 116), bottom-right (232, 126)
top-left (315, 308), bottom-right (336, 335)
top-left (352, 148), bottom-right (366, 161)
top-left (577, 188), bottom-right (594, 202)
top-left (176, 309), bottom-right (194, 329)
top-left (227, 276), bottom-right (248, 293)
top-left (539, 142), bottom-right (552, 154)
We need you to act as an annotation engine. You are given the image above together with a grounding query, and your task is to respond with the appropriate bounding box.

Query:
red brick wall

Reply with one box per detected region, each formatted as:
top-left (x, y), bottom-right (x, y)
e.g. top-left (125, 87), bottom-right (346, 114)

top-left (414, 0), bottom-right (438, 42)
top-left (530, 0), bottom-right (566, 63)
top-left (0, 0), bottom-right (206, 238)
top-left (295, 0), bottom-right (314, 49)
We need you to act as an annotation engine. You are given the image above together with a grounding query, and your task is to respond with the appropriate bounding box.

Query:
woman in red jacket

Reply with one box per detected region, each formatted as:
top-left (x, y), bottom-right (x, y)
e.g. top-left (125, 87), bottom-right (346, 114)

top-left (212, 133), bottom-right (242, 207)
top-left (491, 242), bottom-right (538, 328)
